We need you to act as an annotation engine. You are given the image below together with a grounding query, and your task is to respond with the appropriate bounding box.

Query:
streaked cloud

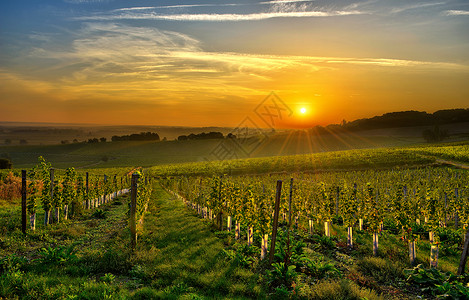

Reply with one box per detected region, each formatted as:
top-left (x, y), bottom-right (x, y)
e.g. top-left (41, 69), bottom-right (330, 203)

top-left (445, 10), bottom-right (469, 16)
top-left (20, 22), bottom-right (469, 97)
top-left (113, 3), bottom-right (242, 12)
top-left (390, 2), bottom-right (445, 14)
top-left (78, 10), bottom-right (364, 22)
top-left (260, 0), bottom-right (313, 3)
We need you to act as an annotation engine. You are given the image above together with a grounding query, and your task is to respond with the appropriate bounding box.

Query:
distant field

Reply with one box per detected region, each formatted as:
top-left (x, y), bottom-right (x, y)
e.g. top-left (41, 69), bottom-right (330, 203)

top-left (1, 122), bottom-right (468, 170)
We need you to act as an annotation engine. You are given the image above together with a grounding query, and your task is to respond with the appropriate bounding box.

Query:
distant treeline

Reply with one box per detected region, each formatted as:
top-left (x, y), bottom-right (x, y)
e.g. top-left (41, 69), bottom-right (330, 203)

top-left (111, 132), bottom-right (160, 142)
top-left (178, 132), bottom-right (227, 141)
top-left (315, 109), bottom-right (469, 133)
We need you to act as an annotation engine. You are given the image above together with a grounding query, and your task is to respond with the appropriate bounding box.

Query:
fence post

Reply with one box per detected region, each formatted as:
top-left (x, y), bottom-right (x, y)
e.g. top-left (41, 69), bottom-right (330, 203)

top-left (130, 173), bottom-right (139, 250)
top-left (85, 172), bottom-right (89, 209)
top-left (269, 180), bottom-right (282, 264)
top-left (288, 178), bottom-right (293, 227)
top-left (458, 226), bottom-right (469, 275)
top-left (21, 170), bottom-right (27, 234)
top-left (47, 168), bottom-right (55, 225)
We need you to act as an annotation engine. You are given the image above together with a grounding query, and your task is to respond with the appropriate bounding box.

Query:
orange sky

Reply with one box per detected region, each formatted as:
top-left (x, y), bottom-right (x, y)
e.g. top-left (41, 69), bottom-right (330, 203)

top-left (1, 1), bottom-right (468, 128)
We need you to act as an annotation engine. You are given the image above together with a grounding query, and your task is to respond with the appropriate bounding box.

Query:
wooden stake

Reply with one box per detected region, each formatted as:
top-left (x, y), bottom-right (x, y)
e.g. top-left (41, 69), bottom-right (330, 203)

top-left (248, 226), bottom-right (253, 246)
top-left (457, 225), bottom-right (469, 275)
top-left (288, 178), bottom-right (293, 227)
top-left (130, 173), bottom-right (139, 250)
top-left (21, 170), bottom-right (27, 234)
top-left (409, 240), bottom-right (416, 265)
top-left (85, 172), bottom-right (89, 209)
top-left (269, 180), bottom-right (282, 264)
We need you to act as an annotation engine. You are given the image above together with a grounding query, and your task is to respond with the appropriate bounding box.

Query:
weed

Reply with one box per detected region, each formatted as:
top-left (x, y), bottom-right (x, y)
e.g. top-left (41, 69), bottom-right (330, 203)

top-left (36, 244), bottom-right (78, 265)
top-left (100, 273), bottom-right (116, 284)
top-left (92, 208), bottom-right (107, 219)
top-left (266, 262), bottom-right (298, 290)
top-left (302, 259), bottom-right (342, 279)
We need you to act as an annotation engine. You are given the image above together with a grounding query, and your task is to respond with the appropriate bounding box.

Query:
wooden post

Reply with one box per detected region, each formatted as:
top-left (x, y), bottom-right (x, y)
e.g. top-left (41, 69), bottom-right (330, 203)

top-left (247, 226), bottom-right (253, 246)
top-left (104, 175), bottom-right (107, 204)
top-left (335, 186), bottom-right (340, 215)
top-left (45, 168), bottom-right (54, 225)
top-left (130, 173), bottom-right (139, 250)
top-left (444, 193), bottom-right (447, 227)
top-left (457, 226), bottom-right (469, 275)
top-left (114, 175), bottom-right (117, 198)
top-left (21, 170), bottom-right (27, 234)
top-left (288, 178), bottom-right (293, 227)
top-left (269, 180), bottom-right (282, 264)
top-left (409, 240), bottom-right (416, 265)
top-left (85, 172), bottom-right (89, 209)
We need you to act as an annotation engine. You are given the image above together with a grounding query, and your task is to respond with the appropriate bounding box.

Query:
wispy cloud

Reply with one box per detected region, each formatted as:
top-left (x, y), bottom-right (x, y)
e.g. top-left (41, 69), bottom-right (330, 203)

top-left (390, 2), bottom-right (445, 14)
top-left (113, 3), bottom-right (242, 12)
top-left (78, 10), bottom-right (364, 22)
top-left (64, 0), bottom-right (110, 3)
top-left (260, 0), bottom-right (313, 3)
top-left (26, 22), bottom-right (468, 92)
top-left (445, 10), bottom-right (469, 16)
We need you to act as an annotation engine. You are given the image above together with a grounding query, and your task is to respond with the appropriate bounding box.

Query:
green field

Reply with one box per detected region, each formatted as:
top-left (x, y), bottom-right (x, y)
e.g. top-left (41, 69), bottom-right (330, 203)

top-left (2, 141), bottom-right (469, 299)
top-left (0, 127), bottom-right (443, 169)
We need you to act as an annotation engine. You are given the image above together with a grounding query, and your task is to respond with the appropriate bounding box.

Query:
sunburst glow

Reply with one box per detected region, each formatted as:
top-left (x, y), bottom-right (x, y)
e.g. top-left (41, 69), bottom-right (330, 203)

top-left (300, 107), bottom-right (307, 114)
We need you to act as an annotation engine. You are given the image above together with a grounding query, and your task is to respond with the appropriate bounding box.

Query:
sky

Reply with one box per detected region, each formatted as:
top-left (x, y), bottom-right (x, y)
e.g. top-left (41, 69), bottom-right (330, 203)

top-left (0, 0), bottom-right (468, 128)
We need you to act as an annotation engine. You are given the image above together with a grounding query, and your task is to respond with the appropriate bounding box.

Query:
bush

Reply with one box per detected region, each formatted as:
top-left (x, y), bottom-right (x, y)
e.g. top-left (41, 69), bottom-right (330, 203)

top-left (0, 158), bottom-right (12, 169)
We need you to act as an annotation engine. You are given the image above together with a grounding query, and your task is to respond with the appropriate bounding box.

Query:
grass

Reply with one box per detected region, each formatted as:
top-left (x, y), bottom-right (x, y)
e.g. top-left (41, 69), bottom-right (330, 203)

top-left (132, 185), bottom-right (264, 298)
top-left (0, 183), bottom-right (266, 299)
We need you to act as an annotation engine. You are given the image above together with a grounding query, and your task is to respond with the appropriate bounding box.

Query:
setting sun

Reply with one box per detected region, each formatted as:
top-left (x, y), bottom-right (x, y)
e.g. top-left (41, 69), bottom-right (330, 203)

top-left (300, 107), bottom-right (307, 114)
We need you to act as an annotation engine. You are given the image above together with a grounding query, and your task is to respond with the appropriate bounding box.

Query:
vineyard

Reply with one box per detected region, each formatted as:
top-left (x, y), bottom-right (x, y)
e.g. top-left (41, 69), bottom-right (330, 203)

top-left (1, 144), bottom-right (469, 298)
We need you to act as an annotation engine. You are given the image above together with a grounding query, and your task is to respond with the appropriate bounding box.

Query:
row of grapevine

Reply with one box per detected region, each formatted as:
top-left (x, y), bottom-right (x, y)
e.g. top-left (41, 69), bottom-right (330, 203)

top-left (129, 172), bottom-right (153, 249)
top-left (149, 147), bottom-right (434, 177)
top-left (158, 165), bottom-right (469, 269)
top-left (23, 156), bottom-right (132, 231)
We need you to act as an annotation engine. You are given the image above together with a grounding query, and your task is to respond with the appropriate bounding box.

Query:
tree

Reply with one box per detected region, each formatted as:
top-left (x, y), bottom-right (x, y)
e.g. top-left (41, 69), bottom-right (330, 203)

top-left (423, 125), bottom-right (448, 143)
top-left (4, 139), bottom-right (11, 145)
top-left (0, 158), bottom-right (12, 169)
top-left (20, 139), bottom-right (28, 145)
top-left (100, 137), bottom-right (107, 143)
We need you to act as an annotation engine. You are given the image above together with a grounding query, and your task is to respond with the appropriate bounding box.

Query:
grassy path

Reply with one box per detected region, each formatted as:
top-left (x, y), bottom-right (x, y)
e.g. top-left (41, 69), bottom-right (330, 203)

top-left (133, 184), bottom-right (264, 299)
